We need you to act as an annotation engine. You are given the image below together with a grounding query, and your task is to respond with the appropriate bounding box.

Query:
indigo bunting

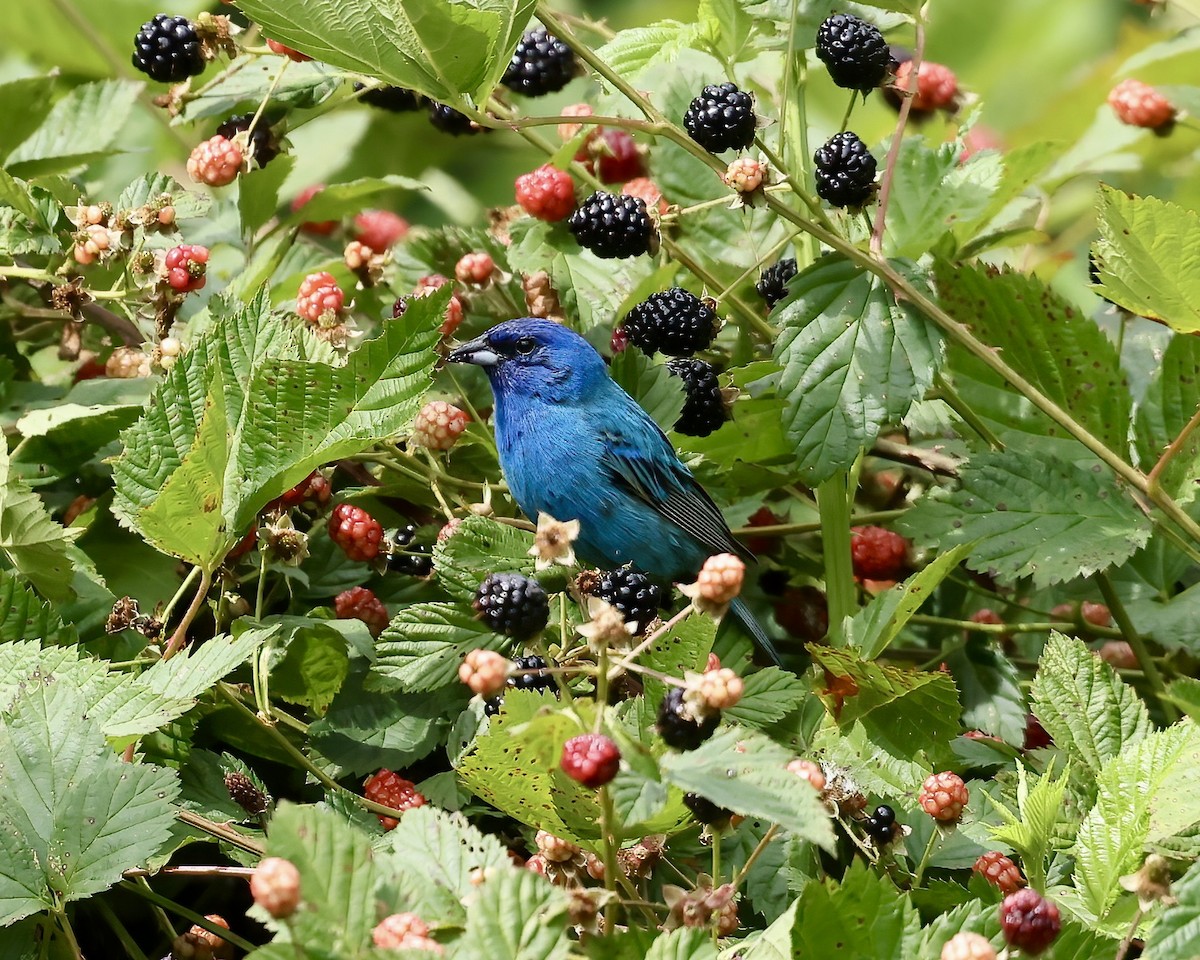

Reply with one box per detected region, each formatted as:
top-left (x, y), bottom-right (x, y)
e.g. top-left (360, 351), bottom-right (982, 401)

top-left (448, 317), bottom-right (781, 664)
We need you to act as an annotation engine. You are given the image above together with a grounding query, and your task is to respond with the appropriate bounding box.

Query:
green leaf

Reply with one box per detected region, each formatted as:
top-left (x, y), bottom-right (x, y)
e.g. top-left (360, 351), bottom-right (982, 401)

top-left (847, 542), bottom-right (975, 660)
top-left (935, 261), bottom-right (1133, 452)
top-left (772, 255), bottom-right (941, 485)
top-left (432, 515), bottom-right (536, 601)
top-left (14, 399), bottom-right (147, 478)
top-left (988, 761), bottom-right (1070, 889)
top-left (375, 805), bottom-right (511, 922)
top-left (0, 76), bottom-right (55, 162)
top-left (0, 437), bottom-right (78, 601)
top-left (282, 175), bottom-right (426, 224)
top-left (0, 678), bottom-right (178, 926)
top-left (1092, 185), bottom-right (1200, 333)
top-left (231, 0), bottom-right (538, 105)
top-left (792, 862), bottom-right (921, 960)
top-left (1135, 333), bottom-right (1200, 503)
top-left (738, 899), bottom-right (798, 960)
top-left (264, 802), bottom-right (379, 952)
top-left (594, 22), bottom-right (703, 83)
top-left (371, 601), bottom-right (499, 693)
top-left (946, 640), bottom-right (1025, 745)
top-left (809, 646), bottom-right (961, 756)
top-left (113, 173), bottom-right (212, 223)
top-left (1031, 633), bottom-right (1151, 775)
top-left (112, 288), bottom-right (440, 569)
top-left (179, 56), bottom-right (341, 122)
top-left (610, 349), bottom-right (687, 435)
top-left (1073, 721), bottom-right (1200, 922)
top-left (5, 80), bottom-right (141, 178)
top-left (659, 728), bottom-right (836, 850)
top-left (0, 571), bottom-right (75, 645)
top-left (1144, 859), bottom-right (1200, 960)
top-left (898, 451), bottom-right (1152, 589)
top-left (0, 169), bottom-right (43, 226)
top-left (639, 615), bottom-right (714, 714)
top-left (645, 928), bottom-right (717, 960)
top-left (724, 667), bottom-right (807, 729)
top-left (458, 867), bottom-right (571, 960)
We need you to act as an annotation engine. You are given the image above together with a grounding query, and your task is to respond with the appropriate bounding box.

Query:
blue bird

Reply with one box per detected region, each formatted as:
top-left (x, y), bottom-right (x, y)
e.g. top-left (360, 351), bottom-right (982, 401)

top-left (448, 317), bottom-right (781, 665)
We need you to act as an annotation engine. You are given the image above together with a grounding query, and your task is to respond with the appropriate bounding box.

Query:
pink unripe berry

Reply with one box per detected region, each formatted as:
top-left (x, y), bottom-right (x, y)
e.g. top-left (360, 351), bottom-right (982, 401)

top-left (1108, 78), bottom-right (1175, 131)
top-left (787, 758), bottom-right (826, 792)
top-left (164, 244), bottom-right (209, 292)
top-left (560, 733), bottom-right (621, 788)
top-left (296, 272), bottom-right (344, 324)
top-left (455, 252), bottom-right (495, 285)
top-left (941, 932), bottom-right (996, 960)
top-left (412, 400), bottom-right (470, 451)
top-left (696, 553), bottom-right (745, 605)
top-left (459, 648), bottom-right (509, 697)
top-left (354, 209), bottom-right (408, 252)
top-left (250, 857), bottom-right (301, 919)
top-left (515, 165), bottom-right (576, 222)
top-left (266, 38), bottom-right (312, 62)
top-left (187, 136), bottom-right (243, 187)
top-left (723, 157), bottom-right (766, 193)
top-left (621, 177), bottom-right (668, 216)
top-left (895, 60), bottom-right (960, 112)
top-left (919, 771), bottom-right (968, 822)
top-left (292, 185), bottom-right (338, 235)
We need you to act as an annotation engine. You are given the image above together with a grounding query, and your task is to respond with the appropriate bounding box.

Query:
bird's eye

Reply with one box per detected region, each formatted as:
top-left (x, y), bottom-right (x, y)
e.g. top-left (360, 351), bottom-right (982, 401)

top-left (515, 337), bottom-right (537, 355)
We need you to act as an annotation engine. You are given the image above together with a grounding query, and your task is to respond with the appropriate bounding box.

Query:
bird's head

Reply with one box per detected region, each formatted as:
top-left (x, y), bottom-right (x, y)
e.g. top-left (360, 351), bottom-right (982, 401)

top-left (447, 318), bottom-right (608, 401)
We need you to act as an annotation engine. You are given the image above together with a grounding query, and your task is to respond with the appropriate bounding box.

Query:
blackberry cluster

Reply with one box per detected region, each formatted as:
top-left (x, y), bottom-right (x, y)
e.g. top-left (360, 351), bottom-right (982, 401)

top-left (815, 14), bottom-right (892, 93)
top-left (510, 654), bottom-right (556, 693)
top-left (683, 792), bottom-right (730, 825)
top-left (622, 288), bottom-right (719, 357)
top-left (568, 192), bottom-right (654, 259)
top-left (386, 525), bottom-right (433, 577)
top-left (483, 696), bottom-right (504, 716)
top-left (683, 82), bottom-right (757, 153)
top-left (862, 804), bottom-right (896, 843)
top-left (216, 113), bottom-right (282, 169)
top-left (595, 568), bottom-right (662, 632)
top-left (132, 14), bottom-right (206, 83)
top-left (501, 28), bottom-right (576, 97)
top-left (473, 573), bottom-right (550, 639)
top-left (755, 257), bottom-right (798, 309)
top-left (814, 132), bottom-right (877, 208)
top-left (429, 102), bottom-right (479, 135)
top-left (354, 83), bottom-right (424, 112)
top-left (657, 687), bottom-right (719, 750)
top-left (667, 359), bottom-right (727, 437)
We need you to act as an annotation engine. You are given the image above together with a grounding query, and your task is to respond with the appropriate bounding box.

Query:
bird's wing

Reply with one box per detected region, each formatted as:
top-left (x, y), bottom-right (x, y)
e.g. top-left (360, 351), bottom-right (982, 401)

top-left (599, 422), bottom-right (754, 565)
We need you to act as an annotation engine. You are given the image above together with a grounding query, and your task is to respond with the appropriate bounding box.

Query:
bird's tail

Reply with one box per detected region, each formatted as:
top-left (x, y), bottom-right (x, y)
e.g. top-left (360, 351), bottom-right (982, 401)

top-left (730, 597), bottom-right (782, 666)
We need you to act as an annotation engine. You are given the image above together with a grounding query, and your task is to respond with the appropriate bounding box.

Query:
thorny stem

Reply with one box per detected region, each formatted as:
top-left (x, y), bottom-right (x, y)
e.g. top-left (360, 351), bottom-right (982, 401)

top-left (175, 808), bottom-right (264, 856)
top-left (1096, 574), bottom-right (1178, 722)
top-left (599, 787), bottom-right (621, 933)
top-left (55, 907), bottom-right (83, 960)
top-left (908, 613), bottom-right (1121, 639)
top-left (162, 569), bottom-right (212, 661)
top-left (608, 606), bottom-right (694, 681)
top-left (731, 824), bottom-right (780, 891)
top-left (96, 898), bottom-right (150, 960)
top-left (817, 473), bottom-right (857, 647)
top-left (933, 375), bottom-right (1005, 451)
top-left (1147, 402), bottom-right (1200, 491)
top-left (123, 864), bottom-right (256, 879)
top-left (160, 566), bottom-right (203, 631)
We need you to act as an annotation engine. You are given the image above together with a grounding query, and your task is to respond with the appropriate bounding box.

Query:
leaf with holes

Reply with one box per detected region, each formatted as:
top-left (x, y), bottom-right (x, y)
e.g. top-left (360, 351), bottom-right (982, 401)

top-left (773, 254), bottom-right (941, 485)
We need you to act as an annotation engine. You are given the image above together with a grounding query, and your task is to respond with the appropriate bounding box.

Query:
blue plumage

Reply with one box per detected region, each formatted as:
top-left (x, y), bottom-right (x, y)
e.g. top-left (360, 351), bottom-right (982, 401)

top-left (448, 318), bottom-right (780, 664)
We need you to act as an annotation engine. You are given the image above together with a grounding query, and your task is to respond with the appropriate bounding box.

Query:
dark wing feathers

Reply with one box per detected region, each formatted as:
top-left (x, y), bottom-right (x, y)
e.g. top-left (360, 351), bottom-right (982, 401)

top-left (599, 425), bottom-right (754, 564)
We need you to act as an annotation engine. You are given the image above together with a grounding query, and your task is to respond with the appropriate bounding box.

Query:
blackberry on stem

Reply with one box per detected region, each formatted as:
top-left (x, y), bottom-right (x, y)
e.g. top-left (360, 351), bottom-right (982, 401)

top-left (667, 358), bottom-right (728, 437)
top-left (755, 258), bottom-right (798, 309)
top-left (621, 288), bottom-right (719, 357)
top-left (683, 792), bottom-right (731, 825)
top-left (596, 567), bottom-right (662, 632)
top-left (657, 687), bottom-right (720, 750)
top-left (386, 525), bottom-right (434, 577)
top-left (568, 191), bottom-right (654, 259)
top-left (814, 132), bottom-right (877, 208)
top-left (354, 83), bottom-right (424, 112)
top-left (683, 82), bottom-right (757, 153)
top-left (216, 113), bottom-right (282, 168)
top-left (815, 14), bottom-right (892, 93)
top-left (501, 28), bottom-right (577, 97)
top-left (429, 102), bottom-right (480, 135)
top-left (510, 654), bottom-right (557, 693)
top-left (132, 14), bottom-right (206, 83)
top-left (473, 573), bottom-right (550, 639)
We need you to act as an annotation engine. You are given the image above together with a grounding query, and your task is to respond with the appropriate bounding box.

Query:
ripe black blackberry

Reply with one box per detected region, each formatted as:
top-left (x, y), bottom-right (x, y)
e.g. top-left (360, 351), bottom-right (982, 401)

top-left (814, 132), bottom-right (877, 208)
top-left (815, 14), bottom-right (892, 93)
top-left (473, 573), bottom-right (549, 639)
top-left (596, 567), bottom-right (662, 632)
top-left (501, 28), bottom-right (576, 97)
top-left (657, 686), bottom-right (719, 750)
top-left (755, 257), bottom-right (798, 309)
top-left (483, 696), bottom-right (504, 716)
top-left (428, 102), bottom-right (479, 135)
top-left (132, 14), bottom-right (206, 83)
top-left (863, 804), bottom-right (896, 843)
top-left (510, 654), bottom-right (557, 693)
top-left (386, 525), bottom-right (433, 577)
top-left (683, 792), bottom-right (731, 825)
top-left (683, 82), bottom-right (757, 153)
top-left (354, 83), bottom-right (424, 112)
top-left (622, 288), bottom-right (719, 357)
top-left (568, 191), bottom-right (654, 259)
top-left (667, 358), bottom-right (727, 437)
top-left (216, 113), bottom-right (282, 169)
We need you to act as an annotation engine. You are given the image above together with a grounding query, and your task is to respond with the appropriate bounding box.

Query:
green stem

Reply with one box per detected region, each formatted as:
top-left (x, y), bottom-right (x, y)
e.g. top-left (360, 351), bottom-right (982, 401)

top-left (55, 907), bottom-right (83, 960)
top-left (96, 898), bottom-right (150, 960)
top-left (817, 473), bottom-right (857, 645)
top-left (911, 825), bottom-right (940, 887)
top-left (119, 880), bottom-right (258, 953)
top-left (934, 374), bottom-right (1005, 451)
top-left (732, 508), bottom-right (905, 538)
top-left (1096, 574), bottom-right (1178, 722)
top-left (908, 613), bottom-right (1120, 638)
top-left (599, 786), bottom-right (621, 933)
top-left (160, 566), bottom-right (202, 630)
top-left (731, 824), bottom-right (779, 891)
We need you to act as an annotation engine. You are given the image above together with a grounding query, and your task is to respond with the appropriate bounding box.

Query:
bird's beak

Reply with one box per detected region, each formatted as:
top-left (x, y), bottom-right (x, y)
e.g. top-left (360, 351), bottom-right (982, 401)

top-left (448, 336), bottom-right (499, 367)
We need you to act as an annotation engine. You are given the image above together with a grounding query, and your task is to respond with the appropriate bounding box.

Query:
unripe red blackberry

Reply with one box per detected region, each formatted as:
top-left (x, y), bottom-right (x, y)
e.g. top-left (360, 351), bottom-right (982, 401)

top-left (1000, 889), bottom-right (1061, 955)
top-left (815, 13), bottom-right (891, 92)
top-left (1109, 78), bottom-right (1176, 131)
top-left (411, 400), bottom-right (470, 451)
top-left (568, 191), bottom-right (655, 259)
top-left (894, 60), bottom-right (960, 112)
top-left (187, 136), bottom-right (242, 187)
top-left (132, 14), bottom-right (206, 83)
top-left (266, 39), bottom-right (312, 62)
top-left (473, 572), bottom-right (550, 639)
top-left (621, 288), bottom-right (719, 357)
top-left (620, 177), bottom-right (668, 215)
top-left (814, 132), bottom-right (877, 208)
top-left (455, 252), bottom-right (495, 285)
top-left (667, 358), bottom-right (727, 436)
top-left (683, 82), bottom-right (757, 153)
top-left (328, 503), bottom-right (384, 563)
top-left (354, 209), bottom-right (409, 252)
top-left (363, 769), bottom-right (426, 830)
top-left (501, 28), bottom-right (577, 97)
top-left (250, 857), bottom-right (301, 919)
top-left (593, 129), bottom-right (647, 183)
top-left (265, 469), bottom-right (331, 515)
top-left (919, 771), bottom-right (968, 822)
top-left (163, 244), bottom-right (209, 292)
top-left (296, 272), bottom-right (344, 324)
top-left (774, 586), bottom-right (829, 642)
top-left (560, 733), bottom-right (621, 788)
top-left (973, 851), bottom-right (1026, 896)
top-left (850, 525), bottom-right (909, 580)
top-left (1098, 640), bottom-right (1138, 669)
top-left (941, 932), bottom-right (997, 960)
top-left (334, 586), bottom-right (389, 637)
top-left (1081, 601), bottom-right (1112, 627)
top-left (516, 165), bottom-right (576, 222)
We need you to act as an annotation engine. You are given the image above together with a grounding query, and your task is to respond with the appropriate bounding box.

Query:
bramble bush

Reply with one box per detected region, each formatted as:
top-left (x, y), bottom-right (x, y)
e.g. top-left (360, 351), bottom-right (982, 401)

top-left (2, 0), bottom-right (1200, 957)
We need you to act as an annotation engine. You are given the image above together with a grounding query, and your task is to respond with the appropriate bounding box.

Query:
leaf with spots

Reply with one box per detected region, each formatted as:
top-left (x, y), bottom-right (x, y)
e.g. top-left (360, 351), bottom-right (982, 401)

top-left (897, 451), bottom-right (1152, 589)
top-left (935, 261), bottom-right (1133, 452)
top-left (0, 677), bottom-right (179, 926)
